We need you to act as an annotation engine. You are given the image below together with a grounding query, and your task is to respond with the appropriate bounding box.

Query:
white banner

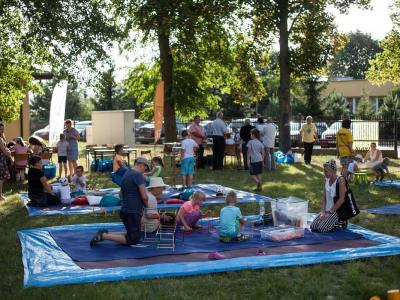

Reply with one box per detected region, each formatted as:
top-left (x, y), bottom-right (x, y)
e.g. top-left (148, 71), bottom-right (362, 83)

top-left (48, 80), bottom-right (68, 146)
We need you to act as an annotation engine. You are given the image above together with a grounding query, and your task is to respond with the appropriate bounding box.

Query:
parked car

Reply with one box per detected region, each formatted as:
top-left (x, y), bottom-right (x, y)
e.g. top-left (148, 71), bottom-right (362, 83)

top-left (133, 119), bottom-right (148, 133)
top-left (320, 121), bottom-right (354, 148)
top-left (74, 120), bottom-right (92, 140)
top-left (227, 118), bottom-right (258, 132)
top-left (135, 122), bottom-right (187, 144)
top-left (289, 121), bottom-right (329, 147)
top-left (33, 125), bottom-right (50, 140)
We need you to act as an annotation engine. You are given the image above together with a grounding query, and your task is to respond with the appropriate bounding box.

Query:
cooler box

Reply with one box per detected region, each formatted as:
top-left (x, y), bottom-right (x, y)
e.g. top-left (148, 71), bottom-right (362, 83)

top-left (271, 196), bottom-right (309, 228)
top-left (43, 163), bottom-right (57, 179)
top-left (260, 226), bottom-right (305, 241)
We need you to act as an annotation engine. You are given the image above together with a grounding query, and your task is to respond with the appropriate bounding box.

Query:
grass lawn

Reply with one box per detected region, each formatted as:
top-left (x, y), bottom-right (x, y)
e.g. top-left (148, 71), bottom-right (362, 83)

top-left (0, 147), bottom-right (399, 299)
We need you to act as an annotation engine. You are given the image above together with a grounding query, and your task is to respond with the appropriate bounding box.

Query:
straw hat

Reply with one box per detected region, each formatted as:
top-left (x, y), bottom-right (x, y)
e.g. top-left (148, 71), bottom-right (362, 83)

top-left (147, 177), bottom-right (168, 189)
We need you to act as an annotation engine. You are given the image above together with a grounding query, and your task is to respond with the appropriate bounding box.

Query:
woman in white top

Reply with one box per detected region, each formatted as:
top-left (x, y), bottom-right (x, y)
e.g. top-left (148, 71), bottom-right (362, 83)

top-left (310, 160), bottom-right (348, 233)
top-left (364, 142), bottom-right (383, 168)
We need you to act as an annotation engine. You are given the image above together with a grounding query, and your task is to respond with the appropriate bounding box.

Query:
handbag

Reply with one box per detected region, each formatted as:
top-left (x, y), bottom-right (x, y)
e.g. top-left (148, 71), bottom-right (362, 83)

top-left (334, 176), bottom-right (360, 220)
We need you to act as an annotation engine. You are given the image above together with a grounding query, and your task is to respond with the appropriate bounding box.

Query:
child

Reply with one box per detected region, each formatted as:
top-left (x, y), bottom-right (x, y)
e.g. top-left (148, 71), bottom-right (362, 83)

top-left (176, 190), bottom-right (206, 231)
top-left (144, 156), bottom-right (164, 180)
top-left (247, 128), bottom-right (265, 191)
top-left (56, 133), bottom-right (69, 179)
top-left (13, 137), bottom-right (31, 181)
top-left (180, 130), bottom-right (198, 188)
top-left (71, 165), bottom-right (87, 194)
top-left (346, 154), bottom-right (362, 182)
top-left (218, 191), bottom-right (247, 242)
top-left (373, 157), bottom-right (392, 182)
top-left (113, 144), bottom-right (127, 172)
top-left (233, 127), bottom-right (242, 168)
top-left (225, 133), bottom-right (235, 145)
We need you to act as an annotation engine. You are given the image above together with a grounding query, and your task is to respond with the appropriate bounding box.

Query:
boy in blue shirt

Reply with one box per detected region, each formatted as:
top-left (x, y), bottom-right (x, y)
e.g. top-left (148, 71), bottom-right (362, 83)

top-left (219, 191), bottom-right (248, 242)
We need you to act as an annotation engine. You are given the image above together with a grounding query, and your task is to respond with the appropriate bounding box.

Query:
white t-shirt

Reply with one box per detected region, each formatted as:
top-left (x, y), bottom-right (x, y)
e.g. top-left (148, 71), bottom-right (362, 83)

top-left (325, 177), bottom-right (339, 212)
top-left (181, 138), bottom-right (198, 159)
top-left (263, 123), bottom-right (277, 148)
top-left (225, 137), bottom-right (235, 145)
top-left (141, 191), bottom-right (159, 232)
top-left (57, 141), bottom-right (69, 156)
top-left (72, 175), bottom-right (87, 193)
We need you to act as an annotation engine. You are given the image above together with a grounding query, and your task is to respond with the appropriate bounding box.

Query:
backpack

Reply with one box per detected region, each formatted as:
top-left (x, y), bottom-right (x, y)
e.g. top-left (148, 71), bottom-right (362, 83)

top-left (334, 176), bottom-right (360, 221)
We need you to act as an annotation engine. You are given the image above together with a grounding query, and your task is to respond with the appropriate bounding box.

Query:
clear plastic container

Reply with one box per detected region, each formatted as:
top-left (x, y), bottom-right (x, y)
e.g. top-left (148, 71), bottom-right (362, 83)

top-left (260, 226), bottom-right (305, 241)
top-left (271, 196), bottom-right (309, 228)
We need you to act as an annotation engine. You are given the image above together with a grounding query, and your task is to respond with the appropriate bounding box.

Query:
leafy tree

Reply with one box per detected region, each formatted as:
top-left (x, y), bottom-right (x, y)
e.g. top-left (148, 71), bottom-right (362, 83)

top-left (379, 88), bottom-right (400, 118)
top-left (93, 68), bottom-right (118, 111)
top-left (367, 0), bottom-right (400, 83)
top-left (114, 0), bottom-right (238, 141)
top-left (329, 31), bottom-right (381, 79)
top-left (246, 0), bottom-right (370, 152)
top-left (355, 90), bottom-right (375, 119)
top-left (321, 92), bottom-right (351, 120)
top-left (0, 0), bottom-right (120, 122)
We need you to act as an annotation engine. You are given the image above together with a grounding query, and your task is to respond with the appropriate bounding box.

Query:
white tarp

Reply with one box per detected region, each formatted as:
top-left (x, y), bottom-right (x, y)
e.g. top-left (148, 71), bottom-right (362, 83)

top-left (48, 81), bottom-right (68, 146)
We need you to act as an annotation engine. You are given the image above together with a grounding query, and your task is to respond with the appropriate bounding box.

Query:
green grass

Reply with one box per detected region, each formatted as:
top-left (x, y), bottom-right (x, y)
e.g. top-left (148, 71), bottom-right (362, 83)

top-left (0, 152), bottom-right (399, 299)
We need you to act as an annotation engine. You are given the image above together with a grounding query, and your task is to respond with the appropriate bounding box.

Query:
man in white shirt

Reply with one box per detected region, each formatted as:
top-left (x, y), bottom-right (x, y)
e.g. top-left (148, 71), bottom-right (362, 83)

top-left (211, 111), bottom-right (227, 170)
top-left (263, 117), bottom-right (277, 170)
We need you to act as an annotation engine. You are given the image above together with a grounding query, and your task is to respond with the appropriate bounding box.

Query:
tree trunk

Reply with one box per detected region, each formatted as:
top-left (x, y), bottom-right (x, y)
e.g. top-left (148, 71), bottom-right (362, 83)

top-left (277, 0), bottom-right (291, 153)
top-left (158, 30), bottom-right (177, 142)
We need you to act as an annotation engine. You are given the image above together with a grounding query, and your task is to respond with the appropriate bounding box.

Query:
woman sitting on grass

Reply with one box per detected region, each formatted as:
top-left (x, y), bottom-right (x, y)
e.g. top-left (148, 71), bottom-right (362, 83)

top-left (176, 190), bottom-right (206, 231)
top-left (310, 160), bottom-right (348, 233)
top-left (27, 155), bottom-right (60, 207)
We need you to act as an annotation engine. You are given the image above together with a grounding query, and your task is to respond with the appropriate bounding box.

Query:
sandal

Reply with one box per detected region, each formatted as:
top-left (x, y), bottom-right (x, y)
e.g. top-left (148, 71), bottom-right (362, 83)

top-left (90, 229), bottom-right (108, 246)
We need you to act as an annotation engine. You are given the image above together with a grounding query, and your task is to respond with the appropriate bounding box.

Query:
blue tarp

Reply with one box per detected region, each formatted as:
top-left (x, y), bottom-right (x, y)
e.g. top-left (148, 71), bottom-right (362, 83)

top-left (371, 180), bottom-right (400, 189)
top-left (49, 223), bottom-right (362, 261)
top-left (365, 204), bottom-right (400, 215)
top-left (18, 216), bottom-right (400, 287)
top-left (20, 184), bottom-right (272, 216)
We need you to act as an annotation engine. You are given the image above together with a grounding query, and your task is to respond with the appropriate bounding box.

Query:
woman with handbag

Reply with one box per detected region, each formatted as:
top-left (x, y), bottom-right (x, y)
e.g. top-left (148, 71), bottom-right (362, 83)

top-left (310, 160), bottom-right (356, 233)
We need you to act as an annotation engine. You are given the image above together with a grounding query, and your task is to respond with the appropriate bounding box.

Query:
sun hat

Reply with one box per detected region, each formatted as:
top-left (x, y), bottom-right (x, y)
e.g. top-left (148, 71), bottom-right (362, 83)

top-left (147, 177), bottom-right (168, 189)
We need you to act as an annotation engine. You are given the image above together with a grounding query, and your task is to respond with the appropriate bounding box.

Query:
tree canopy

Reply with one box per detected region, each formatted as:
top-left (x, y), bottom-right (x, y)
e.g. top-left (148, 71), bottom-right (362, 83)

top-left (0, 0), bottom-right (120, 122)
top-left (329, 31), bottom-right (381, 79)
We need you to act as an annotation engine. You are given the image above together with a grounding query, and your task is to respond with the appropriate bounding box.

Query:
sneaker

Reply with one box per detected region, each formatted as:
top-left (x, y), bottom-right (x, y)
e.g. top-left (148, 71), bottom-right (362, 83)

top-left (234, 234), bottom-right (251, 242)
top-left (90, 229), bottom-right (108, 246)
top-left (256, 182), bottom-right (262, 192)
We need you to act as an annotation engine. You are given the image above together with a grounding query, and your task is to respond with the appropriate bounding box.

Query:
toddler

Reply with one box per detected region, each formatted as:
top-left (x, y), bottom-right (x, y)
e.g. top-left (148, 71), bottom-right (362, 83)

top-left (71, 165), bottom-right (87, 194)
top-left (247, 128), bottom-right (265, 191)
top-left (219, 191), bottom-right (247, 242)
top-left (144, 156), bottom-right (164, 179)
top-left (373, 157), bottom-right (392, 182)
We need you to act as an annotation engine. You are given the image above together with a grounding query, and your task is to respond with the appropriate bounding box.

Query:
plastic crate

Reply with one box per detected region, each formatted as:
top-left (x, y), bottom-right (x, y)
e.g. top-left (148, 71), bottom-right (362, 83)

top-left (260, 226), bottom-right (305, 242)
top-left (271, 196), bottom-right (309, 228)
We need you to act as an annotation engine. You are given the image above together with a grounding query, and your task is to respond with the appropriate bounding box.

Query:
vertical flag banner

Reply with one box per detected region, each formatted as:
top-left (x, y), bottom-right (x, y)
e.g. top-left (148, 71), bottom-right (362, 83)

top-left (154, 80), bottom-right (164, 143)
top-left (49, 80), bottom-right (68, 146)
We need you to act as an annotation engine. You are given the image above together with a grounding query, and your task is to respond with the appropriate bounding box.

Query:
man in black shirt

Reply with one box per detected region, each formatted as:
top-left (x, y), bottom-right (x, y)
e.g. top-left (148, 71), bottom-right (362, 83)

top-left (239, 119), bottom-right (255, 170)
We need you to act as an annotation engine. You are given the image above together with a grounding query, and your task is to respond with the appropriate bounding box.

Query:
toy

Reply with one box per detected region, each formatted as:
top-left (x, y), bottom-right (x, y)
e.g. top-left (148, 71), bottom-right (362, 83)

top-left (58, 177), bottom-right (72, 204)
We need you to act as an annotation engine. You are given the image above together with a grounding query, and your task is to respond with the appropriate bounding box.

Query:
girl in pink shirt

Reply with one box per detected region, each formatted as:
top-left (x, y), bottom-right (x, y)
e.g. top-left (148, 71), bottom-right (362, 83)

top-left (176, 190), bottom-right (206, 231)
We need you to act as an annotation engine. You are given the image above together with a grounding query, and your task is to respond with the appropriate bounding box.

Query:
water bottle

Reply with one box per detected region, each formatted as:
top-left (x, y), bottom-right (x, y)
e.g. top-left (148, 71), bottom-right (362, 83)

top-left (259, 199), bottom-right (265, 218)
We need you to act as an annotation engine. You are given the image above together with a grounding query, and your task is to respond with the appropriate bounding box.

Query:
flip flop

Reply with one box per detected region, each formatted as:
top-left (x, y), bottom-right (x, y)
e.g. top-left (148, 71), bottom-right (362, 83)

top-left (208, 252), bottom-right (226, 260)
top-left (90, 229), bottom-right (108, 246)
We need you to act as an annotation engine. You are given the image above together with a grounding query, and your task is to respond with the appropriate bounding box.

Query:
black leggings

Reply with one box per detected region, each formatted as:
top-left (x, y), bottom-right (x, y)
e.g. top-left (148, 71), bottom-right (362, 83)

top-left (28, 192), bottom-right (60, 207)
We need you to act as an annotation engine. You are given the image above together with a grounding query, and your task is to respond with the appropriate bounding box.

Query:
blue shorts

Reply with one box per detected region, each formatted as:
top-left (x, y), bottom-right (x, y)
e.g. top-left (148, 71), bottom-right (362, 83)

top-left (250, 161), bottom-right (263, 175)
top-left (181, 157), bottom-right (195, 176)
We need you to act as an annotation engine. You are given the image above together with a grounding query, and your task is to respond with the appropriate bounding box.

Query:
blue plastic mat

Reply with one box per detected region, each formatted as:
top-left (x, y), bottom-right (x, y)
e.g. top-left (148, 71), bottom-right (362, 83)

top-left (49, 223), bottom-right (363, 262)
top-left (18, 216), bottom-right (400, 287)
top-left (20, 184), bottom-right (271, 216)
top-left (365, 204), bottom-right (400, 215)
top-left (371, 180), bottom-right (400, 189)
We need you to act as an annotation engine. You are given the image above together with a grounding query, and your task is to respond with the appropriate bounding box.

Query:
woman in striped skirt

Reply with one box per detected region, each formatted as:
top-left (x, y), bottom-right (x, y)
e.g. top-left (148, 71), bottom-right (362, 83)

top-left (310, 160), bottom-right (348, 233)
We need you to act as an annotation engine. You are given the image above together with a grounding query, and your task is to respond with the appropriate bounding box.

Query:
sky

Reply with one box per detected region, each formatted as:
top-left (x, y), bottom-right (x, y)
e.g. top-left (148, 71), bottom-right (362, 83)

top-left (111, 0), bottom-right (395, 82)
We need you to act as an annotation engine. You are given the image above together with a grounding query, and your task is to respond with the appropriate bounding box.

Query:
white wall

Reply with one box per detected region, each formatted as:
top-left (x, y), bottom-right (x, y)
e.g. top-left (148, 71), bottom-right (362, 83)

top-left (91, 110), bottom-right (135, 146)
